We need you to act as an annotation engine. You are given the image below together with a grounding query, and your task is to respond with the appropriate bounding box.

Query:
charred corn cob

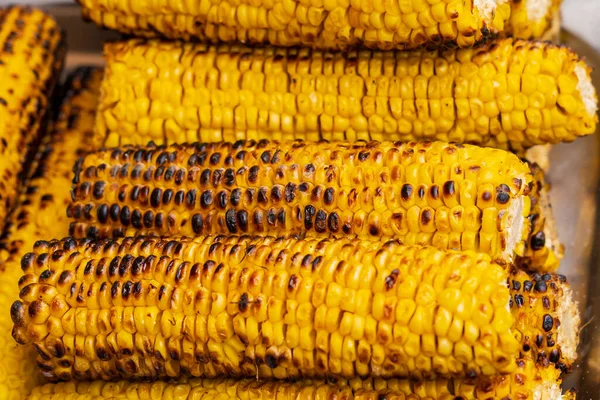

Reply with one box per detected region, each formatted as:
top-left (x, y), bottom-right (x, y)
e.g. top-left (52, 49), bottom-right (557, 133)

top-left (69, 140), bottom-right (553, 269)
top-left (27, 358), bottom-right (570, 400)
top-left (518, 162), bottom-right (563, 272)
top-left (95, 38), bottom-right (598, 152)
top-left (77, 0), bottom-right (560, 51)
top-left (0, 67), bottom-right (103, 400)
top-left (0, 6), bottom-right (65, 232)
top-left (12, 236), bottom-right (579, 381)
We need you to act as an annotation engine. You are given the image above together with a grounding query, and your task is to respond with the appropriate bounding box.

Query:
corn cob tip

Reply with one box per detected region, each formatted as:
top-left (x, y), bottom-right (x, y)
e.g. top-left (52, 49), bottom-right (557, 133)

top-left (557, 285), bottom-right (580, 363)
top-left (575, 62), bottom-right (598, 117)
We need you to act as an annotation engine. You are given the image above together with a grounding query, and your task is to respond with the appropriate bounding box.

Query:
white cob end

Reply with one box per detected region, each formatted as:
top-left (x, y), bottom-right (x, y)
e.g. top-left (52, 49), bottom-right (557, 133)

top-left (525, 0), bottom-right (552, 22)
top-left (575, 62), bottom-right (598, 117)
top-left (503, 196), bottom-right (525, 259)
top-left (557, 285), bottom-right (580, 363)
top-left (474, 0), bottom-right (509, 20)
top-left (533, 381), bottom-right (563, 400)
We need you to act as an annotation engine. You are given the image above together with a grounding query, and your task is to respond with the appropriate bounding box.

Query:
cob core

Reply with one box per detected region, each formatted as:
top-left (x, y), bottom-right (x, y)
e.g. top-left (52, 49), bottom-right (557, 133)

top-left (68, 140), bottom-right (552, 268)
top-left (0, 67), bottom-right (103, 400)
top-left (12, 236), bottom-right (579, 381)
top-left (77, 0), bottom-right (560, 51)
top-left (95, 38), bottom-right (598, 151)
top-left (27, 358), bottom-right (569, 400)
top-left (0, 6), bottom-right (65, 232)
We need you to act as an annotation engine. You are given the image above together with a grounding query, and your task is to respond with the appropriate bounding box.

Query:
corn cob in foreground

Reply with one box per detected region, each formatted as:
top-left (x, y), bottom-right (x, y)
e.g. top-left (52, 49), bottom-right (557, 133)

top-left (0, 67), bottom-right (103, 400)
top-left (96, 38), bottom-right (598, 151)
top-left (27, 357), bottom-right (570, 400)
top-left (69, 140), bottom-right (557, 270)
top-left (12, 235), bottom-right (579, 381)
top-left (78, 0), bottom-right (560, 51)
top-left (0, 6), bottom-right (65, 232)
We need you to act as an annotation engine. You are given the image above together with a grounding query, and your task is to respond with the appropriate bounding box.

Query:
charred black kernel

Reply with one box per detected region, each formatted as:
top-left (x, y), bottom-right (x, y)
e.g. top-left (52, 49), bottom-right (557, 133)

top-left (328, 212), bottom-right (340, 232)
top-left (245, 189), bottom-right (255, 204)
top-left (429, 185), bottom-right (439, 200)
top-left (512, 280), bottom-right (521, 291)
top-left (83, 204), bottom-right (93, 220)
top-left (401, 184), bottom-right (412, 201)
top-left (164, 166), bottom-right (176, 181)
top-left (253, 210), bottom-right (263, 228)
top-left (191, 214), bottom-right (203, 234)
top-left (323, 188), bottom-right (335, 205)
top-left (443, 181), bottom-right (455, 196)
top-left (523, 280), bottom-right (533, 292)
top-left (531, 231), bottom-right (546, 251)
top-left (313, 210), bottom-right (326, 233)
top-left (216, 191), bottom-right (228, 209)
top-left (120, 206), bottom-right (131, 226)
top-left (514, 294), bottom-right (524, 307)
top-left (226, 210), bottom-right (237, 233)
top-left (117, 189), bottom-right (126, 202)
top-left (188, 154), bottom-right (199, 166)
top-left (535, 334), bottom-right (544, 348)
top-left (248, 166), bottom-right (259, 183)
top-left (271, 186), bottom-right (282, 202)
top-left (358, 151), bottom-right (369, 161)
top-left (236, 150), bottom-right (246, 160)
top-left (542, 274), bottom-right (552, 281)
top-left (542, 296), bottom-right (551, 310)
top-left (122, 281), bottom-right (133, 299)
top-left (156, 152), bottom-right (169, 165)
top-left (238, 210), bottom-right (248, 232)
top-left (304, 205), bottom-right (316, 230)
top-left (143, 211), bottom-right (154, 228)
top-left (549, 349), bottom-right (560, 363)
top-left (534, 280), bottom-right (547, 293)
top-left (175, 169), bottom-right (185, 185)
top-left (266, 209), bottom-right (276, 226)
top-left (200, 169), bottom-right (211, 185)
top-left (201, 191), bottom-right (213, 208)
top-left (150, 188), bottom-right (162, 208)
top-left (119, 255), bottom-right (134, 276)
top-left (132, 209), bottom-right (143, 229)
top-left (418, 186), bottom-right (425, 199)
top-left (130, 185), bottom-right (140, 202)
top-left (482, 191), bottom-right (492, 201)
top-left (174, 190), bottom-right (185, 206)
top-left (230, 188), bottom-right (241, 206)
top-left (304, 164), bottom-right (315, 175)
top-left (154, 166), bottom-right (165, 180)
top-left (298, 183), bottom-right (309, 192)
top-left (311, 186), bottom-right (323, 202)
top-left (238, 293), bottom-right (249, 312)
top-left (111, 282), bottom-right (120, 298)
top-left (186, 190), bottom-right (197, 208)
top-left (523, 343), bottom-right (531, 352)
top-left (257, 187), bottom-right (268, 205)
top-left (97, 204), bottom-right (109, 224)
top-left (142, 167), bottom-right (153, 182)
top-left (162, 189), bottom-right (174, 205)
top-left (210, 153), bottom-right (221, 165)
top-left (542, 315), bottom-right (554, 332)
top-left (155, 213), bottom-right (165, 228)
top-left (385, 269), bottom-right (399, 290)
top-left (261, 151), bottom-right (271, 163)
top-left (547, 335), bottom-right (556, 347)
top-left (277, 209), bottom-right (285, 225)
top-left (285, 183), bottom-right (297, 202)
top-left (496, 191), bottom-right (510, 204)
top-left (93, 182), bottom-right (105, 199)
top-left (109, 204), bottom-right (120, 222)
top-left (224, 169), bottom-right (235, 186)
top-left (119, 164), bottom-right (129, 178)
top-left (265, 354), bottom-right (278, 369)
top-left (86, 226), bottom-right (99, 239)
top-left (558, 274), bottom-right (567, 283)
top-left (421, 209), bottom-right (432, 225)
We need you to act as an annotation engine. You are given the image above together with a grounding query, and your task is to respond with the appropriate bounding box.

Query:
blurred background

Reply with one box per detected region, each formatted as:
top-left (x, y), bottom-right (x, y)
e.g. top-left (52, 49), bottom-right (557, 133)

top-left (7, 0), bottom-right (600, 51)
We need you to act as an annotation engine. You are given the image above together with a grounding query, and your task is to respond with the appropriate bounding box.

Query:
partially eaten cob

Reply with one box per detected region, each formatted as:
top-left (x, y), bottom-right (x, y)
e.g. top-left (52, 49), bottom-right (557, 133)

top-left (0, 67), bottom-right (103, 400)
top-left (69, 140), bottom-right (557, 270)
top-left (95, 38), bottom-right (598, 151)
top-left (12, 235), bottom-right (579, 381)
top-left (0, 6), bottom-right (65, 232)
top-left (27, 358), bottom-right (571, 400)
top-left (77, 0), bottom-right (560, 51)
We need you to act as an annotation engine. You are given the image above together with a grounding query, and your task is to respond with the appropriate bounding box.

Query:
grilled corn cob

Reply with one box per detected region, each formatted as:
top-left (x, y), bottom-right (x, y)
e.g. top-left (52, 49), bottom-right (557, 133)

top-left (12, 236), bottom-right (579, 381)
top-left (77, 0), bottom-right (560, 51)
top-left (0, 67), bottom-right (103, 400)
top-left (0, 6), bottom-right (65, 232)
top-left (95, 38), bottom-right (598, 152)
top-left (69, 140), bottom-right (550, 268)
top-left (27, 358), bottom-right (570, 400)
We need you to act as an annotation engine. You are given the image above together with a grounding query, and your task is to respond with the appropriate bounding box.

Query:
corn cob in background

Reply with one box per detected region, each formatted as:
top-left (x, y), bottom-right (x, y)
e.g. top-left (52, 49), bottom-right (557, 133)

top-left (12, 235), bottom-right (579, 381)
top-left (68, 140), bottom-right (560, 271)
top-left (0, 67), bottom-right (103, 400)
top-left (26, 358), bottom-right (572, 400)
top-left (0, 6), bottom-right (65, 234)
top-left (77, 0), bottom-right (560, 51)
top-left (95, 38), bottom-right (598, 152)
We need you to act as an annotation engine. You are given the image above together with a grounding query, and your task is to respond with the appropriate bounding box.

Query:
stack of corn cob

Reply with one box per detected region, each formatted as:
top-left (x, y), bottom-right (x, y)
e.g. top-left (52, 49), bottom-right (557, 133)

top-left (0, 0), bottom-right (597, 399)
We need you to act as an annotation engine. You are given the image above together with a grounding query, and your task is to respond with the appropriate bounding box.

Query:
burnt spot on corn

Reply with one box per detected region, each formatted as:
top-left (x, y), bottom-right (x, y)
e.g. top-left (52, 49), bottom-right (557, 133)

top-left (542, 314), bottom-right (554, 332)
top-left (401, 184), bottom-right (412, 201)
top-left (443, 181), bottom-right (455, 197)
